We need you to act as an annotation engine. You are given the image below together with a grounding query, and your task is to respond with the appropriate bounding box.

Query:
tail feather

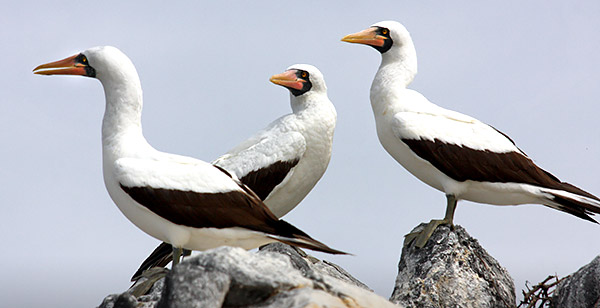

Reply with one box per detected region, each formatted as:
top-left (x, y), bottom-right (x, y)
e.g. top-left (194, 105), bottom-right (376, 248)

top-left (558, 182), bottom-right (600, 202)
top-left (267, 234), bottom-right (349, 255)
top-left (131, 221), bottom-right (348, 281)
top-left (268, 219), bottom-right (349, 255)
top-left (131, 242), bottom-right (188, 282)
top-left (541, 188), bottom-right (600, 223)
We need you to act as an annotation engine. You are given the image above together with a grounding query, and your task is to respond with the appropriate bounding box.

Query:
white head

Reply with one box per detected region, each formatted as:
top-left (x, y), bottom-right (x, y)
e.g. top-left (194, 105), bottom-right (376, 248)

top-left (269, 64), bottom-right (330, 114)
top-left (269, 64), bottom-right (327, 98)
top-left (34, 46), bottom-right (145, 137)
top-left (342, 21), bottom-right (418, 81)
top-left (34, 46), bottom-right (140, 90)
top-left (82, 46), bottom-right (140, 86)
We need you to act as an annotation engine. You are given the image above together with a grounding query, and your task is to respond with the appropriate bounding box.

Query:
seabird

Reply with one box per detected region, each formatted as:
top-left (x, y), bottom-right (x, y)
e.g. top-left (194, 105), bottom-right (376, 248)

top-left (132, 64), bottom-right (337, 280)
top-left (342, 21), bottom-right (600, 247)
top-left (33, 46), bottom-right (346, 268)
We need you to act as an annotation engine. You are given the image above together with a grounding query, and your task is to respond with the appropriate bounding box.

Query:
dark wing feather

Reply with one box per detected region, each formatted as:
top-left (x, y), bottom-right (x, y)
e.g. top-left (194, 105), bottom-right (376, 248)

top-left (238, 159), bottom-right (300, 200)
top-left (401, 138), bottom-right (599, 201)
top-left (119, 185), bottom-right (308, 237)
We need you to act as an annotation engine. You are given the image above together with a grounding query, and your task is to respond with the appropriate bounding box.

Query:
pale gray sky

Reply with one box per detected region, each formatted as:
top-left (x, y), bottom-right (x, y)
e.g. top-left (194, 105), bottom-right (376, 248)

top-left (2, 1), bottom-right (600, 307)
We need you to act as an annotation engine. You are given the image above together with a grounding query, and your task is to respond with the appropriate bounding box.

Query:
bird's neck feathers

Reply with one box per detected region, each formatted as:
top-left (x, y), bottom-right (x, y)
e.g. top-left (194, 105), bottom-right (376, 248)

top-left (290, 92), bottom-right (316, 113)
top-left (100, 66), bottom-right (146, 150)
top-left (290, 92), bottom-right (333, 116)
top-left (376, 42), bottom-right (418, 87)
top-left (370, 43), bottom-right (418, 112)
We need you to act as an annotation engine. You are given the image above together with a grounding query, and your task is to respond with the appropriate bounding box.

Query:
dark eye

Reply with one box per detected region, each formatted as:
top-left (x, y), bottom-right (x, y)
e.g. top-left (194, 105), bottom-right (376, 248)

top-left (75, 53), bottom-right (89, 65)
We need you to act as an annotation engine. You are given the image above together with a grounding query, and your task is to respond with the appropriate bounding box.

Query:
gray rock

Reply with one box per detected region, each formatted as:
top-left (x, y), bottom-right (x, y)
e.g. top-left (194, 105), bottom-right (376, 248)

top-left (138, 278), bottom-right (165, 307)
top-left (157, 268), bottom-right (230, 308)
top-left (98, 244), bottom-right (399, 308)
top-left (98, 293), bottom-right (137, 308)
top-left (390, 224), bottom-right (515, 308)
top-left (258, 242), bottom-right (372, 291)
top-left (553, 255), bottom-right (600, 308)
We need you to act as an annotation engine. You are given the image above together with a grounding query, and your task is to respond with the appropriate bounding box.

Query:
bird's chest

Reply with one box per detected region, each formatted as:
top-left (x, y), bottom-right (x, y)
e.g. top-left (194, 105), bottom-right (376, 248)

top-left (373, 113), bottom-right (449, 193)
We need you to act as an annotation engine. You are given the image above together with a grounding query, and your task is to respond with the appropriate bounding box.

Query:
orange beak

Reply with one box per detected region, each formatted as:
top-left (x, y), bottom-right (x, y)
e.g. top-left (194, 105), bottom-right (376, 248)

top-left (341, 27), bottom-right (386, 47)
top-left (269, 69), bottom-right (304, 90)
top-left (33, 54), bottom-right (87, 76)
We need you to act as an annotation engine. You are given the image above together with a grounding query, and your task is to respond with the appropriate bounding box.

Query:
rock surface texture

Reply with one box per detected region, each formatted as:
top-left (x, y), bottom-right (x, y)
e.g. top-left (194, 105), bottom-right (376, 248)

top-left (98, 243), bottom-right (399, 308)
top-left (390, 224), bottom-right (515, 308)
top-left (553, 255), bottom-right (600, 308)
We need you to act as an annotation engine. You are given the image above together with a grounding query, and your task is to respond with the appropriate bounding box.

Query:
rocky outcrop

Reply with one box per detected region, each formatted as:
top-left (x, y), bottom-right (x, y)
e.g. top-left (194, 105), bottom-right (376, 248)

top-left (98, 243), bottom-right (399, 308)
top-left (98, 224), bottom-right (531, 308)
top-left (390, 224), bottom-right (515, 308)
top-left (553, 255), bottom-right (600, 308)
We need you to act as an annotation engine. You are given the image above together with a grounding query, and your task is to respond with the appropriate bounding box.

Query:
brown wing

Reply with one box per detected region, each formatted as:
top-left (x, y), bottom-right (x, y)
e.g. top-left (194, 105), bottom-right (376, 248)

top-left (237, 159), bottom-right (300, 201)
top-left (402, 138), bottom-right (599, 201)
top-left (119, 184), bottom-right (311, 238)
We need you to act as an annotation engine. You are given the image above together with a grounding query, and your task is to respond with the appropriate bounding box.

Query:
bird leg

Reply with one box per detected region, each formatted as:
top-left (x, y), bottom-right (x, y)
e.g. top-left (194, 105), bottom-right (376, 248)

top-left (182, 248), bottom-right (192, 260)
top-left (172, 246), bottom-right (182, 267)
top-left (130, 246), bottom-right (190, 297)
top-left (405, 194), bottom-right (457, 248)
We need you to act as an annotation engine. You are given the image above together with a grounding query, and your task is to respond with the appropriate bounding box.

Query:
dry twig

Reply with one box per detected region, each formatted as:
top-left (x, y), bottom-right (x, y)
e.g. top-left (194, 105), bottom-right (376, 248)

top-left (517, 274), bottom-right (569, 308)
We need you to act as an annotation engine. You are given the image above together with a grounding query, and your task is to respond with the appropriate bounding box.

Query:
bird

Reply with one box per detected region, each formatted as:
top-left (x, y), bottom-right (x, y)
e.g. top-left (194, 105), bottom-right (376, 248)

top-left (131, 64), bottom-right (337, 281)
top-left (33, 46), bottom-right (346, 269)
top-left (341, 21), bottom-right (600, 248)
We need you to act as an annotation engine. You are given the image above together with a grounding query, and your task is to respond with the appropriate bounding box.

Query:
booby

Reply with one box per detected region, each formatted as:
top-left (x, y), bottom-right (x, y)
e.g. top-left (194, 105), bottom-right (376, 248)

top-left (215, 64), bottom-right (337, 218)
top-left (342, 21), bottom-right (600, 247)
top-left (132, 64), bottom-right (337, 280)
top-left (33, 46), bottom-right (346, 267)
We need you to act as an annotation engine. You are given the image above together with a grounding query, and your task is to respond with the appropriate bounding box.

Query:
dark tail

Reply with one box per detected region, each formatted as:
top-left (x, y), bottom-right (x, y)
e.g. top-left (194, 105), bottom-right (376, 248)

top-left (270, 236), bottom-right (349, 255)
top-left (131, 242), bottom-right (190, 281)
top-left (541, 187), bottom-right (600, 223)
top-left (131, 219), bottom-right (348, 281)
top-left (267, 219), bottom-right (349, 255)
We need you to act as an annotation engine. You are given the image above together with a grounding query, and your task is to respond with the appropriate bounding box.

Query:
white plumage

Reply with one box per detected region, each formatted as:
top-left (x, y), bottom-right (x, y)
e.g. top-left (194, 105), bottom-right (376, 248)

top-left (34, 46), bottom-right (344, 262)
top-left (343, 21), bottom-right (600, 247)
top-left (214, 64), bottom-right (337, 217)
top-left (133, 64), bottom-right (337, 279)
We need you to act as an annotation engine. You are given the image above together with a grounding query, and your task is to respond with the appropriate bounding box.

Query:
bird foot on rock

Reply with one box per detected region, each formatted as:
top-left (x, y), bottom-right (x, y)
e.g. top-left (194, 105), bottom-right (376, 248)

top-left (404, 219), bottom-right (453, 248)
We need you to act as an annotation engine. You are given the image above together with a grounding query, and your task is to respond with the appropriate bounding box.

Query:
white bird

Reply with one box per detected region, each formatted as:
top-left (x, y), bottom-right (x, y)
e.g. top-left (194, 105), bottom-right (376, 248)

top-left (33, 46), bottom-right (346, 268)
top-left (132, 64), bottom-right (337, 280)
top-left (342, 21), bottom-right (600, 247)
top-left (215, 64), bottom-right (337, 218)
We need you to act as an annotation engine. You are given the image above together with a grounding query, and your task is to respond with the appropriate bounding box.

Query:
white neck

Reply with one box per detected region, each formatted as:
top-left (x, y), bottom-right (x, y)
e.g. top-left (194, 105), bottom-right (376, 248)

top-left (290, 91), bottom-right (323, 113)
top-left (370, 45), bottom-right (418, 114)
top-left (100, 69), bottom-right (148, 157)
